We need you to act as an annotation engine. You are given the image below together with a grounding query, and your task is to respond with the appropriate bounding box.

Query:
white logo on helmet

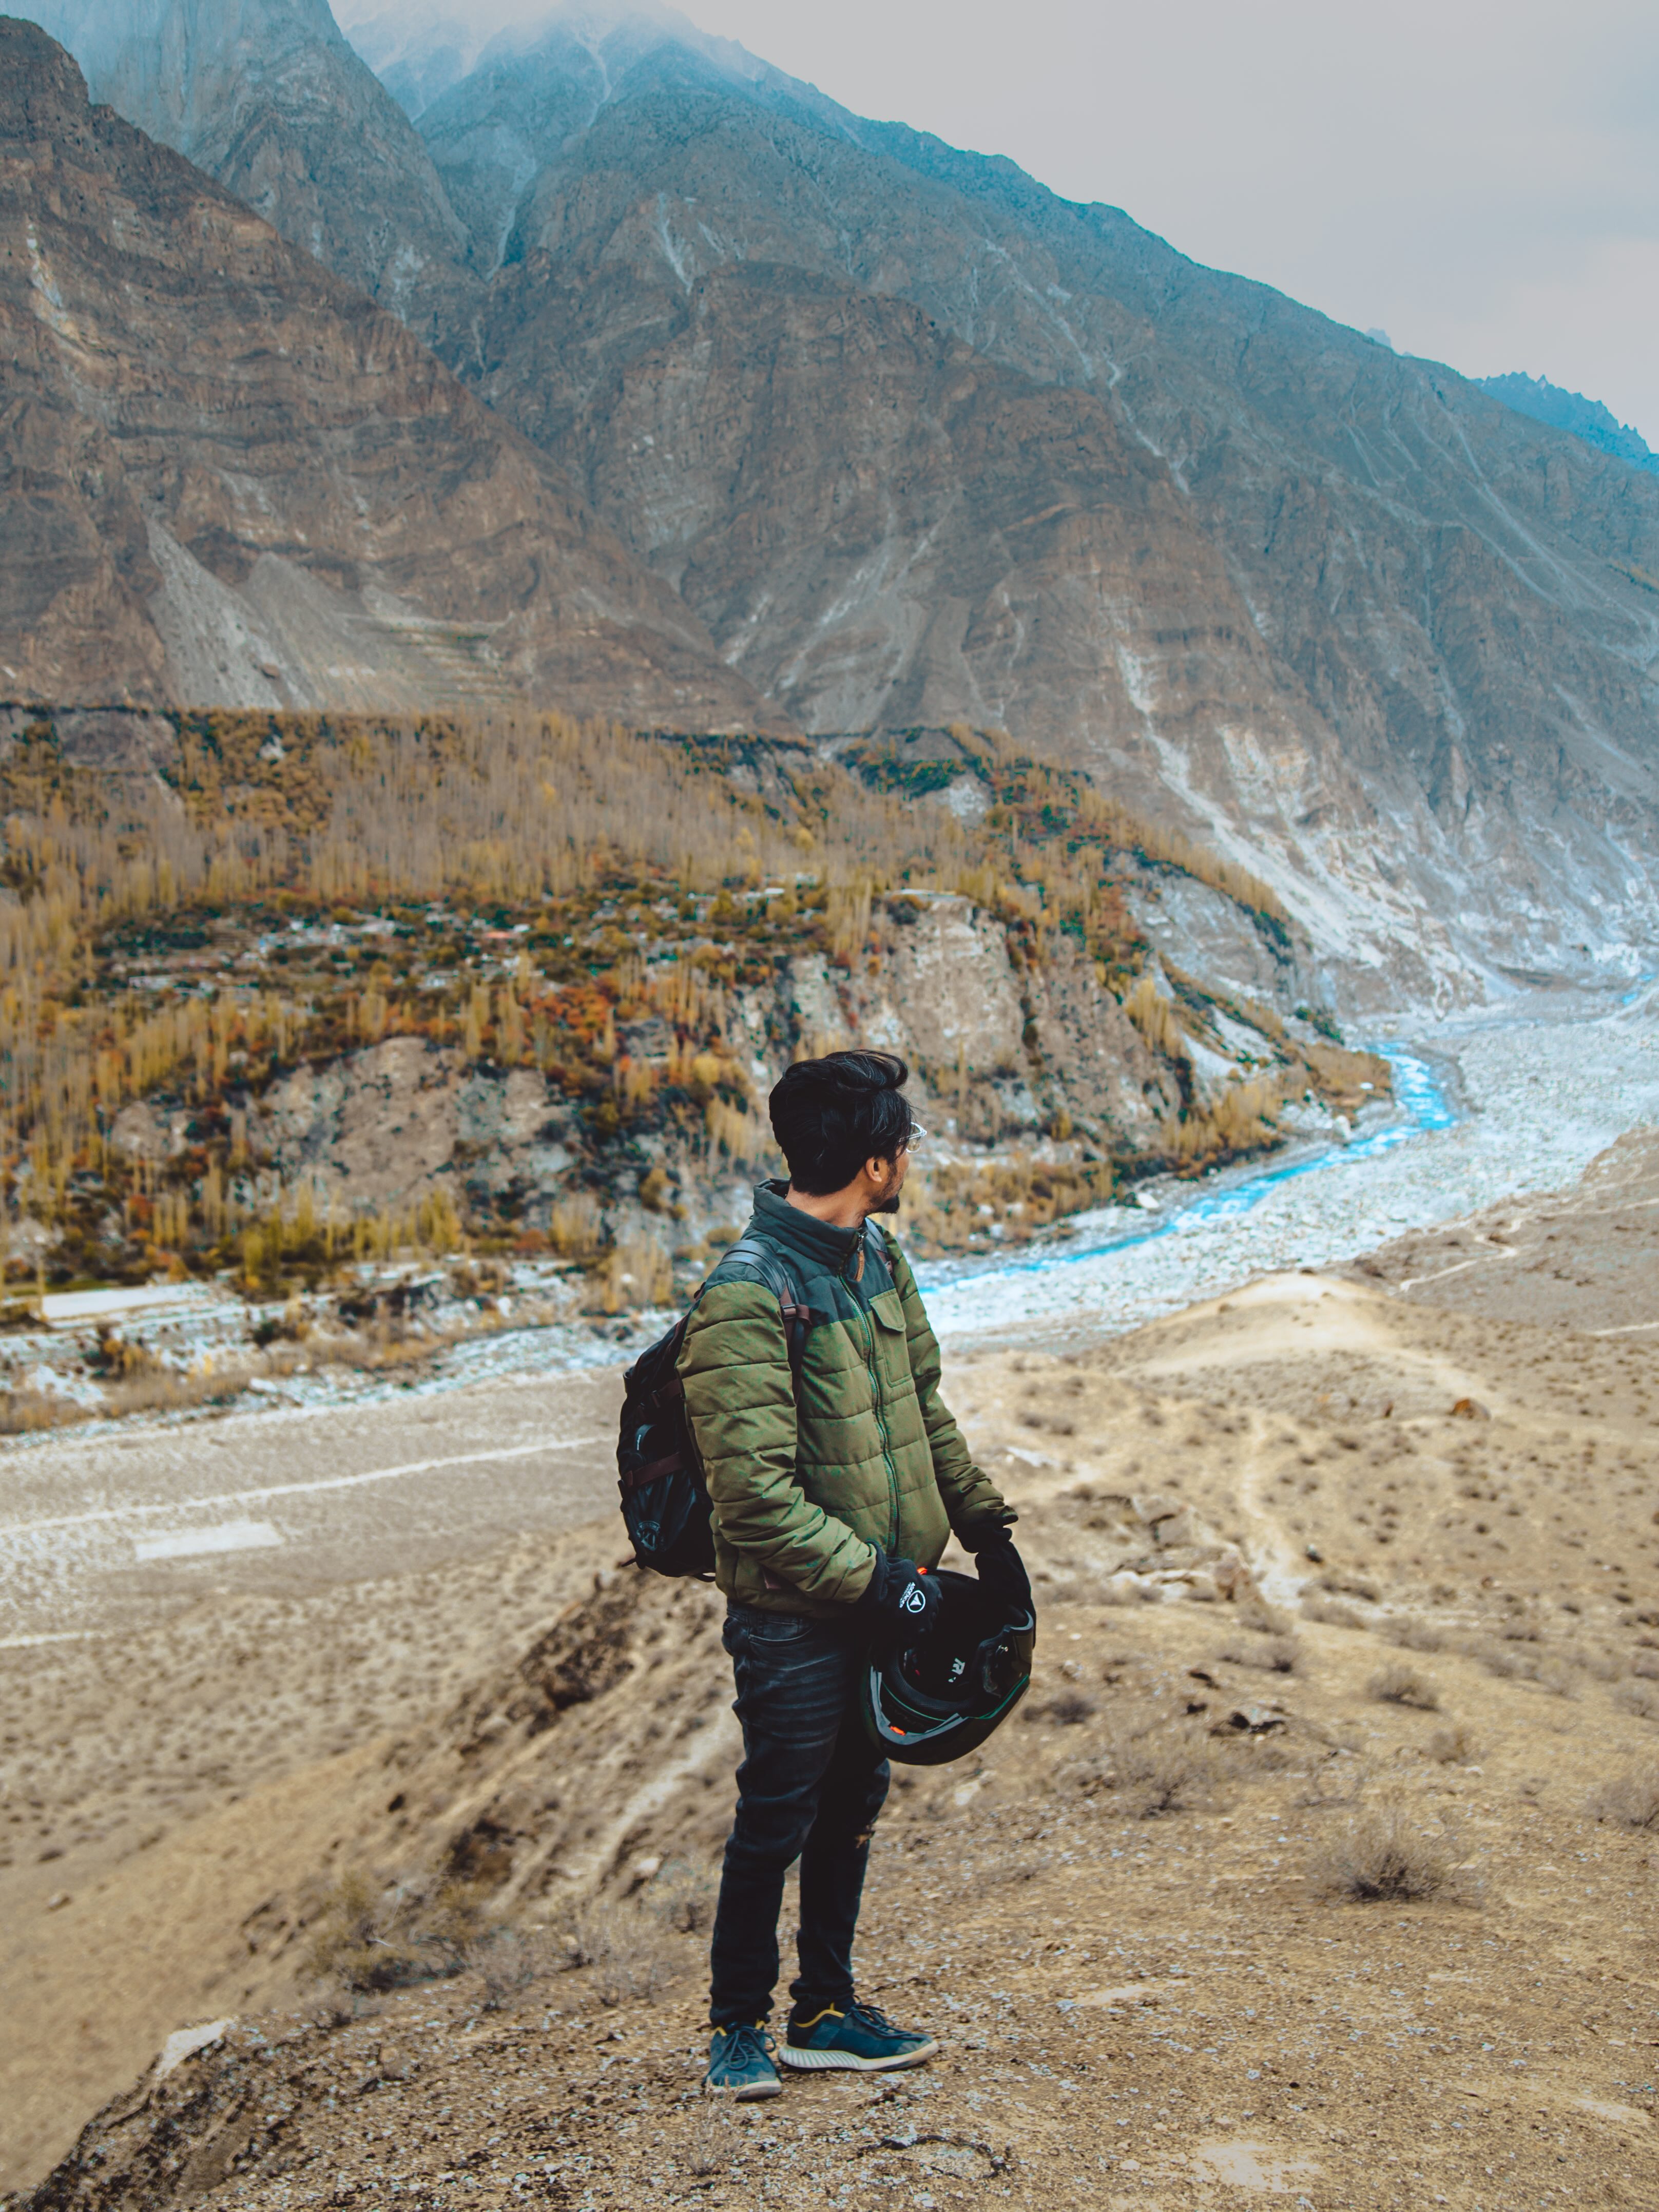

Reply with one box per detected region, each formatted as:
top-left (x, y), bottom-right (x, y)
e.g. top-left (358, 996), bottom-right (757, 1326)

top-left (899, 1582), bottom-right (928, 1613)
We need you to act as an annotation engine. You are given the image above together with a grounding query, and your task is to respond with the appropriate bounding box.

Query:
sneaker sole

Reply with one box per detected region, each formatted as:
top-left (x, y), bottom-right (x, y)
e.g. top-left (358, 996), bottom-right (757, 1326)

top-left (703, 2073), bottom-right (782, 2101)
top-left (776, 2037), bottom-right (938, 2073)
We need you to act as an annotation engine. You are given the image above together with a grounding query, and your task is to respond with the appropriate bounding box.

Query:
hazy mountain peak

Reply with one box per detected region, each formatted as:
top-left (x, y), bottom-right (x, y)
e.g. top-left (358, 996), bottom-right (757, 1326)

top-left (14, 0), bottom-right (469, 316)
top-left (0, 13), bottom-right (770, 721)
top-left (1478, 371), bottom-right (1657, 474)
top-left (338, 0), bottom-right (797, 120)
top-left (23, 0), bottom-right (355, 157)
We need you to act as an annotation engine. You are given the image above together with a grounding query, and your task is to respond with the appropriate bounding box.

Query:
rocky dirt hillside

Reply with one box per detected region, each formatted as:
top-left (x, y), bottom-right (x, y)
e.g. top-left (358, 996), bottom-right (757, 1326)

top-left (4, 1132), bottom-right (1658, 2205)
top-left (0, 20), bottom-right (766, 727)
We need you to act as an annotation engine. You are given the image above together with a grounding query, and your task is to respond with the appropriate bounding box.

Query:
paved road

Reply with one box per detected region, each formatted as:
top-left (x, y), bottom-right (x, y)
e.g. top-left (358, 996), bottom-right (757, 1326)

top-left (0, 1366), bottom-right (625, 1645)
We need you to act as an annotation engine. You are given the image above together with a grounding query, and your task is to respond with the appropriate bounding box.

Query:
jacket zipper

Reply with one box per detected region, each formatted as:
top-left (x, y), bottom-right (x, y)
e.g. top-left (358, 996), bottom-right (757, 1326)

top-left (859, 1300), bottom-right (900, 1552)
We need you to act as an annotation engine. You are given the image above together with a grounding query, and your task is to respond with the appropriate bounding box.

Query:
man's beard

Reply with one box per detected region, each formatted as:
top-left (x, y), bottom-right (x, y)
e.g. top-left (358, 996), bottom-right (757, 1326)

top-left (872, 1167), bottom-right (905, 1216)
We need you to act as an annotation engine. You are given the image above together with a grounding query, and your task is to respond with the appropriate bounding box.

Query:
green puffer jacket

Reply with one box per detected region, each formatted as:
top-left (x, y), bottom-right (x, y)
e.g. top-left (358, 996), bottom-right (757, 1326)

top-left (677, 1180), bottom-right (1010, 1614)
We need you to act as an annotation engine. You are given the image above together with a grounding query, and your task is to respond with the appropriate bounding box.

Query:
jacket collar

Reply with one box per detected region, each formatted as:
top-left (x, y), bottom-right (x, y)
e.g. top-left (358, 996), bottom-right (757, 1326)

top-left (749, 1179), bottom-right (867, 1275)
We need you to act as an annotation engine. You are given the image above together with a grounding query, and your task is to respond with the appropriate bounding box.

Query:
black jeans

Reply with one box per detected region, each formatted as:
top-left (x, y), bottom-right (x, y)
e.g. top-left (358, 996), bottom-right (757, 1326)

top-left (708, 1604), bottom-right (891, 2028)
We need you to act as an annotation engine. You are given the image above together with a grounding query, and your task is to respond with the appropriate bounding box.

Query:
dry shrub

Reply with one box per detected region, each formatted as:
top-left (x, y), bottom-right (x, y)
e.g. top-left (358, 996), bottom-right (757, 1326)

top-left (1312, 1799), bottom-right (1474, 1905)
top-left (1367, 1663), bottom-right (1440, 1711)
top-left (1425, 1723), bottom-right (1479, 1765)
top-left (420, 1879), bottom-right (489, 1961)
top-left (1480, 1644), bottom-right (1540, 1683)
top-left (1615, 1680), bottom-right (1659, 1724)
top-left (1090, 1705), bottom-right (1219, 1817)
top-left (1217, 1634), bottom-right (1300, 1676)
top-left (1588, 1766), bottom-right (1659, 1829)
top-left (590, 1235), bottom-right (673, 1315)
top-left (300, 1870), bottom-right (487, 1994)
top-left (102, 1364), bottom-right (248, 1417)
top-left (474, 1929), bottom-right (548, 2012)
top-left (549, 1194), bottom-right (604, 1259)
top-left (0, 1387), bottom-right (83, 1434)
top-left (1385, 1619), bottom-right (1446, 1653)
top-left (1302, 1595), bottom-right (1368, 1630)
top-left (1320, 1574), bottom-right (1380, 1604)
top-left (563, 1899), bottom-right (673, 2007)
top-left (302, 1875), bottom-right (416, 1993)
top-left (1036, 1690), bottom-right (1098, 1725)
top-left (1482, 1646), bottom-right (1575, 1699)
top-left (1235, 1600), bottom-right (1294, 1636)
top-left (88, 1325), bottom-right (164, 1380)
top-left (302, 1325), bottom-right (452, 1377)
top-left (644, 1858), bottom-right (718, 1935)
top-left (686, 2097), bottom-right (740, 2166)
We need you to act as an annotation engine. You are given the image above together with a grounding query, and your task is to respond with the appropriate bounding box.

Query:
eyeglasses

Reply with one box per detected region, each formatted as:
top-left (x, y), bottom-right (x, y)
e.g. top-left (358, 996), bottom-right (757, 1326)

top-left (901, 1123), bottom-right (928, 1154)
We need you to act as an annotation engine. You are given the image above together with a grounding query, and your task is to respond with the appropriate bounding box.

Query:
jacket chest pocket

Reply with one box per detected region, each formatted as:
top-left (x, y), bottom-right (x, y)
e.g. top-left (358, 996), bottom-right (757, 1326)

top-left (866, 1290), bottom-right (909, 1396)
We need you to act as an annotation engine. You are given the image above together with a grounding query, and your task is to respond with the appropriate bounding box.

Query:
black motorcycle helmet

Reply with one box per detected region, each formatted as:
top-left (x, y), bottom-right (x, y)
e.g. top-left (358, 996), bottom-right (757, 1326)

top-left (859, 1568), bottom-right (1036, 1766)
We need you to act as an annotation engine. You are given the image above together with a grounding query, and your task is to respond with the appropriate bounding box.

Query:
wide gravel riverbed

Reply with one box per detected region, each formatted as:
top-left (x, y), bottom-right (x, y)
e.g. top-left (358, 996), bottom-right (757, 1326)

top-left (919, 986), bottom-right (1659, 1343)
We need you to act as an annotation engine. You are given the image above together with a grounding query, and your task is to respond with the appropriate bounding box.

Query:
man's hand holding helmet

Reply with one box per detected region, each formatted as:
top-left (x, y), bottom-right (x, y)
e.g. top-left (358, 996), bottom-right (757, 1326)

top-left (958, 1518), bottom-right (1033, 1618)
top-left (854, 1554), bottom-right (942, 1639)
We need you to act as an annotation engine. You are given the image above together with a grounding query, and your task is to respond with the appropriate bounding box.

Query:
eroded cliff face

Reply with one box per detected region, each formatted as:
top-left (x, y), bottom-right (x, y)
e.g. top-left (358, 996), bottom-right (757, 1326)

top-left (0, 20), bottom-right (774, 727)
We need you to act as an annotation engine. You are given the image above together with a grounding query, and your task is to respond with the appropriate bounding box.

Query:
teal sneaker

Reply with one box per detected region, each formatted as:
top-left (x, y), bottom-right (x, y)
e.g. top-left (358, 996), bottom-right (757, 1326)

top-left (703, 2021), bottom-right (782, 2100)
top-left (778, 1999), bottom-right (938, 2073)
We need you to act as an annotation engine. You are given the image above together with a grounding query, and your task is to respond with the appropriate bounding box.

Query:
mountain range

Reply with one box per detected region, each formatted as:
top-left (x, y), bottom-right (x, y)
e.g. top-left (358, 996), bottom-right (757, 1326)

top-left (8, 0), bottom-right (1659, 1006)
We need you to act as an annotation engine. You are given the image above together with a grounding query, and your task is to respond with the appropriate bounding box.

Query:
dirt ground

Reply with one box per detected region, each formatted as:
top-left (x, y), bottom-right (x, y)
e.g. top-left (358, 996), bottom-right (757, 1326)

top-left (5, 1133), bottom-right (1659, 2209)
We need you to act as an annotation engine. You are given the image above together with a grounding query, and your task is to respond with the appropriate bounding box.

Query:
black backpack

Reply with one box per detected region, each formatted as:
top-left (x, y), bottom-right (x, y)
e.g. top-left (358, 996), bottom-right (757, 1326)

top-left (616, 1237), bottom-right (810, 1579)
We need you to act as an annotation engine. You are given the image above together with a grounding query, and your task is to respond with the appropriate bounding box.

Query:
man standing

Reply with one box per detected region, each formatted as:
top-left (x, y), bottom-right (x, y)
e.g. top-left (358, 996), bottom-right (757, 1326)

top-left (679, 1050), bottom-right (1031, 2098)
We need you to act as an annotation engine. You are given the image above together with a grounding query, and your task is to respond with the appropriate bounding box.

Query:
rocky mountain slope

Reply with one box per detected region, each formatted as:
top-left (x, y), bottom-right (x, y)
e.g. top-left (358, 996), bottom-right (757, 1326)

top-left (402, 12), bottom-right (1659, 999)
top-left (14, 0), bottom-right (1659, 1004)
top-left (0, 20), bottom-right (768, 723)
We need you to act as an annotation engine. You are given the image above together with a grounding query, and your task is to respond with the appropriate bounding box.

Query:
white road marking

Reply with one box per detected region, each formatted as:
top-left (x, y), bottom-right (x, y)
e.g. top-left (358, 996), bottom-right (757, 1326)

top-left (2, 1436), bottom-right (609, 1541)
top-left (0, 1629), bottom-right (100, 1648)
top-left (134, 1519), bottom-right (284, 1561)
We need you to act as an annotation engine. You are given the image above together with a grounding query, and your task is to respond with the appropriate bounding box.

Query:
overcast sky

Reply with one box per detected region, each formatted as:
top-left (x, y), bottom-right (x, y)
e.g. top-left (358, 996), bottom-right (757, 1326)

top-left (346, 1), bottom-right (1659, 445)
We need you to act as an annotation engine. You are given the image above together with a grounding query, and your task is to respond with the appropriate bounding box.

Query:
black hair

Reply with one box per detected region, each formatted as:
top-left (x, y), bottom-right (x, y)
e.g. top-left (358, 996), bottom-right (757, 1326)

top-left (768, 1051), bottom-right (915, 1196)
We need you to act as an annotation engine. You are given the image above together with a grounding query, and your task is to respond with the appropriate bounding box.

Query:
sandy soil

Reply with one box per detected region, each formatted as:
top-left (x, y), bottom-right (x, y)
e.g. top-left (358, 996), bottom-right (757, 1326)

top-left (6, 1134), bottom-right (1659, 2208)
top-left (0, 1367), bottom-right (624, 1647)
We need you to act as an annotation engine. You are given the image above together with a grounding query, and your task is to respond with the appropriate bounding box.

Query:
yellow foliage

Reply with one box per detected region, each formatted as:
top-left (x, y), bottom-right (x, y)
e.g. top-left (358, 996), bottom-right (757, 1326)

top-left (706, 1098), bottom-right (771, 1163)
top-left (594, 1235), bottom-right (673, 1314)
top-left (1124, 976), bottom-right (1185, 1059)
top-left (549, 1193), bottom-right (604, 1258)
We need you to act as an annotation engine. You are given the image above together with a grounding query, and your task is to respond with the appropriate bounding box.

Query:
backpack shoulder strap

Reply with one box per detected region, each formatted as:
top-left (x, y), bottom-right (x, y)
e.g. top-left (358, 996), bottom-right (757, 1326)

top-left (861, 1217), bottom-right (897, 1291)
top-left (717, 1235), bottom-right (810, 1393)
